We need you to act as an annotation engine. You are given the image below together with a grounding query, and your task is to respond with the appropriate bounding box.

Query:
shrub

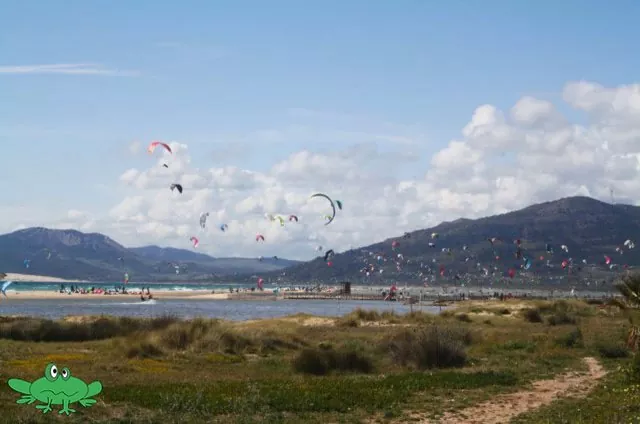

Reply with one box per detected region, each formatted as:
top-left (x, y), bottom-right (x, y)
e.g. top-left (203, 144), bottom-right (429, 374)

top-left (547, 311), bottom-right (576, 326)
top-left (629, 353), bottom-right (640, 382)
top-left (386, 325), bottom-right (469, 369)
top-left (404, 311), bottom-right (434, 324)
top-left (123, 318), bottom-right (305, 357)
top-left (522, 308), bottom-right (543, 323)
top-left (292, 347), bottom-right (374, 375)
top-left (126, 341), bottom-right (164, 359)
top-left (0, 314), bottom-right (179, 342)
top-left (555, 327), bottom-right (584, 348)
top-left (336, 316), bottom-right (360, 328)
top-left (293, 349), bottom-right (329, 375)
top-left (595, 342), bottom-right (629, 359)
top-left (350, 308), bottom-right (381, 321)
top-left (497, 340), bottom-right (537, 352)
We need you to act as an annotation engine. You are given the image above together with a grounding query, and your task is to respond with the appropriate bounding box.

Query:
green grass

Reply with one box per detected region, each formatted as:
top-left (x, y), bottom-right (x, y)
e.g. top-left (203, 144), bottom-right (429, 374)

top-left (104, 370), bottom-right (518, 415)
top-left (0, 299), bottom-right (632, 423)
top-left (511, 360), bottom-right (639, 424)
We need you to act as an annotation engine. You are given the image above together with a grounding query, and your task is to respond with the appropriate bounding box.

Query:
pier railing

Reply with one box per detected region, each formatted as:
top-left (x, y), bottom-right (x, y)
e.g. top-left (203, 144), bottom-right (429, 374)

top-left (283, 292), bottom-right (385, 301)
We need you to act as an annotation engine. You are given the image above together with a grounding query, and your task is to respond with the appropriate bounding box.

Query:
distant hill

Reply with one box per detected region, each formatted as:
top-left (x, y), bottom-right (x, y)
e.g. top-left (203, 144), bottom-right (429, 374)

top-left (129, 245), bottom-right (299, 273)
top-left (0, 228), bottom-right (298, 281)
top-left (259, 196), bottom-right (640, 287)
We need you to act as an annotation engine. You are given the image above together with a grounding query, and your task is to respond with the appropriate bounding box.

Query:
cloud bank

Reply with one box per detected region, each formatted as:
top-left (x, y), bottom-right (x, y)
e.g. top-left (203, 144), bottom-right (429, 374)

top-left (0, 63), bottom-right (140, 76)
top-left (10, 80), bottom-right (640, 260)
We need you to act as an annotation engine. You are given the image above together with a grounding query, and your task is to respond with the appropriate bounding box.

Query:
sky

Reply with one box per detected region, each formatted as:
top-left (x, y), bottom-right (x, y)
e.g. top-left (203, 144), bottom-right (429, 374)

top-left (1, 0), bottom-right (640, 260)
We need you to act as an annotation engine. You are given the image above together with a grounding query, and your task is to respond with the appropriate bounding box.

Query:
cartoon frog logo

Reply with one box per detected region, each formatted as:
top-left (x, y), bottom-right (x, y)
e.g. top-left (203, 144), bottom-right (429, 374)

top-left (7, 363), bottom-right (102, 415)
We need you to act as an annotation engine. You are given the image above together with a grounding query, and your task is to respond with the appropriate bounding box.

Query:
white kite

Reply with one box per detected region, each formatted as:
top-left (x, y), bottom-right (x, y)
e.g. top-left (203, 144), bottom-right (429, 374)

top-left (1, 281), bottom-right (13, 297)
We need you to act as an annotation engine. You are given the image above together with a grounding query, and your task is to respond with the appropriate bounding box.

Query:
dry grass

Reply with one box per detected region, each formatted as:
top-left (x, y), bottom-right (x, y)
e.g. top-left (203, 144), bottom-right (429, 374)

top-left (0, 299), bottom-right (633, 423)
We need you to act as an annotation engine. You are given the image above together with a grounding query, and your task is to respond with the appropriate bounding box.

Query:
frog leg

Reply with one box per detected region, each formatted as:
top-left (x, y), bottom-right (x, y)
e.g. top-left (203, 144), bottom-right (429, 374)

top-left (16, 395), bottom-right (36, 405)
top-left (79, 398), bottom-right (97, 407)
top-left (58, 398), bottom-right (76, 415)
top-left (35, 398), bottom-right (53, 414)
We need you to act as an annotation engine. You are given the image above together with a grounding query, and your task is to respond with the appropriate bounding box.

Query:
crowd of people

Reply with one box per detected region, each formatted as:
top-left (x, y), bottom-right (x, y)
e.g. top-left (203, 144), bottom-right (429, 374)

top-left (59, 284), bottom-right (153, 300)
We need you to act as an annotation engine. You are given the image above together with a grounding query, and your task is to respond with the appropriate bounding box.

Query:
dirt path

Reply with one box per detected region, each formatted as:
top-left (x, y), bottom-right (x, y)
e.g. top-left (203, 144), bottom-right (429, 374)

top-left (425, 357), bottom-right (606, 424)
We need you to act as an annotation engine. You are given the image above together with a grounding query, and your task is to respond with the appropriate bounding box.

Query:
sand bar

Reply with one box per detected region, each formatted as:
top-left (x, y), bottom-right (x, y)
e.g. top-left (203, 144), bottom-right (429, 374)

top-left (0, 289), bottom-right (296, 301)
top-left (2, 290), bottom-right (229, 300)
top-left (1, 273), bottom-right (88, 283)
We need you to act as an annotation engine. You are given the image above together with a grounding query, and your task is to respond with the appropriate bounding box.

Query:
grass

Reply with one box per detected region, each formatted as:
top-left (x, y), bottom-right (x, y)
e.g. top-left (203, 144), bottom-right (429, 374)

top-left (292, 347), bottom-right (374, 375)
top-left (0, 299), bottom-right (633, 423)
top-left (511, 360), bottom-right (640, 424)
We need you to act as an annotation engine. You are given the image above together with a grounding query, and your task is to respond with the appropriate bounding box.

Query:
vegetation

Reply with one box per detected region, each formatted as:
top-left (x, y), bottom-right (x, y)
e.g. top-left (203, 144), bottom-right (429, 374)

top-left (611, 272), bottom-right (640, 351)
top-left (0, 297), bottom-right (636, 423)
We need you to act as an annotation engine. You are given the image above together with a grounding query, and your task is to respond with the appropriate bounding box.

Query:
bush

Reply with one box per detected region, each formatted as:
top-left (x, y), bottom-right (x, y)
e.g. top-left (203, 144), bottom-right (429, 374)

top-left (336, 316), bottom-right (360, 328)
top-left (124, 319), bottom-right (306, 358)
top-left (555, 327), bottom-right (584, 348)
top-left (350, 308), bottom-right (381, 321)
top-left (126, 341), bottom-right (164, 358)
top-left (0, 315), bottom-right (179, 342)
top-left (497, 340), bottom-right (537, 352)
top-left (547, 311), bottom-right (576, 326)
top-left (292, 347), bottom-right (374, 375)
top-left (629, 353), bottom-right (640, 382)
top-left (455, 313), bottom-right (472, 322)
top-left (595, 343), bottom-right (629, 359)
top-left (522, 308), bottom-right (543, 323)
top-left (386, 325), bottom-right (469, 369)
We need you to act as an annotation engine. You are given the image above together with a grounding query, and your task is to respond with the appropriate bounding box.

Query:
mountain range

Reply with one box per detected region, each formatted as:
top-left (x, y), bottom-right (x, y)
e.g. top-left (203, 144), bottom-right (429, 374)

top-left (2, 196), bottom-right (638, 285)
top-left (0, 227), bottom-right (298, 281)
top-left (258, 196), bottom-right (640, 286)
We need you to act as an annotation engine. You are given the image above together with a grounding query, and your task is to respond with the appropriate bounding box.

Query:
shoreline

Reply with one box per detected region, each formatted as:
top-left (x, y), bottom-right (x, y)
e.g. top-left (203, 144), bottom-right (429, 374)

top-left (1, 273), bottom-right (88, 283)
top-left (1, 289), bottom-right (236, 300)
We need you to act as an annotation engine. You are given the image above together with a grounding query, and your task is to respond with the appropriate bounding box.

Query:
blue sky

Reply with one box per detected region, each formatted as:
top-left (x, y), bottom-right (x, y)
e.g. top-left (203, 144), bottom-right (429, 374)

top-left (1, 0), bottom-right (640, 238)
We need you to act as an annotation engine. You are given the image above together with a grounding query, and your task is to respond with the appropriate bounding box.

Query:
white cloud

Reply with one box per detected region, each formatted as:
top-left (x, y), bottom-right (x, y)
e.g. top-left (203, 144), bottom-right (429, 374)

top-left (5, 80), bottom-right (640, 261)
top-left (0, 63), bottom-right (140, 76)
top-left (128, 141), bottom-right (142, 155)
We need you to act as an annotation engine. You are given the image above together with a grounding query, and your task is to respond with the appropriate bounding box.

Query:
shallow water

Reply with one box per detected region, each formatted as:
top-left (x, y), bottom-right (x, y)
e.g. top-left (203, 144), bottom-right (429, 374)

top-left (0, 298), bottom-right (441, 320)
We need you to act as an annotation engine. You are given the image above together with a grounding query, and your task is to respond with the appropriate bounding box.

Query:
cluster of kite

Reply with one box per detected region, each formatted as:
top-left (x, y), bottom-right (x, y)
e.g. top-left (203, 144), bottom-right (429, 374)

top-left (145, 141), bottom-right (345, 279)
top-left (352, 231), bottom-right (636, 287)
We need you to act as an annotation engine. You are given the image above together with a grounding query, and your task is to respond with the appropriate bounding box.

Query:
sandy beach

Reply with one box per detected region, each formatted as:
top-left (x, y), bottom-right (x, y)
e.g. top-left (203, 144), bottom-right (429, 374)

top-left (1, 287), bottom-right (294, 301)
top-left (1, 289), bottom-right (235, 300)
top-left (1, 272), bottom-right (88, 283)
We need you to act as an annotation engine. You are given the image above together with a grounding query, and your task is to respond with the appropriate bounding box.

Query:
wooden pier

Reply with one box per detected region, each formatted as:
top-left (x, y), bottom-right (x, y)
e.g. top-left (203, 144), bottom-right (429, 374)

top-left (227, 292), bottom-right (279, 301)
top-left (283, 292), bottom-right (387, 301)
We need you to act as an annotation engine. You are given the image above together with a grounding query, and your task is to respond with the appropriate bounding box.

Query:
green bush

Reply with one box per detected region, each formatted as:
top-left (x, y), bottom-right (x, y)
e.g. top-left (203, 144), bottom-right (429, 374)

top-left (595, 343), bottom-right (629, 359)
top-left (555, 327), bottom-right (584, 348)
top-left (522, 308), bottom-right (543, 323)
top-left (0, 314), bottom-right (178, 342)
top-left (386, 325), bottom-right (469, 369)
top-left (125, 319), bottom-right (305, 358)
top-left (292, 347), bottom-right (374, 375)
top-left (629, 353), bottom-right (640, 382)
top-left (497, 340), bottom-right (537, 352)
top-left (547, 311), bottom-right (576, 326)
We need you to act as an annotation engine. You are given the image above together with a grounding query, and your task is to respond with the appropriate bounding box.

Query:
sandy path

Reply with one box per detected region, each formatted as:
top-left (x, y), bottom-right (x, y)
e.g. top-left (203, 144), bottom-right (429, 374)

top-left (425, 357), bottom-right (606, 424)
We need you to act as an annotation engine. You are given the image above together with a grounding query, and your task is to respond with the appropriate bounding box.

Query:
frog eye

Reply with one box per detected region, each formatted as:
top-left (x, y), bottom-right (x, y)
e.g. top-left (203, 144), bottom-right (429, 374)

top-left (46, 364), bottom-right (58, 381)
top-left (61, 368), bottom-right (70, 380)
